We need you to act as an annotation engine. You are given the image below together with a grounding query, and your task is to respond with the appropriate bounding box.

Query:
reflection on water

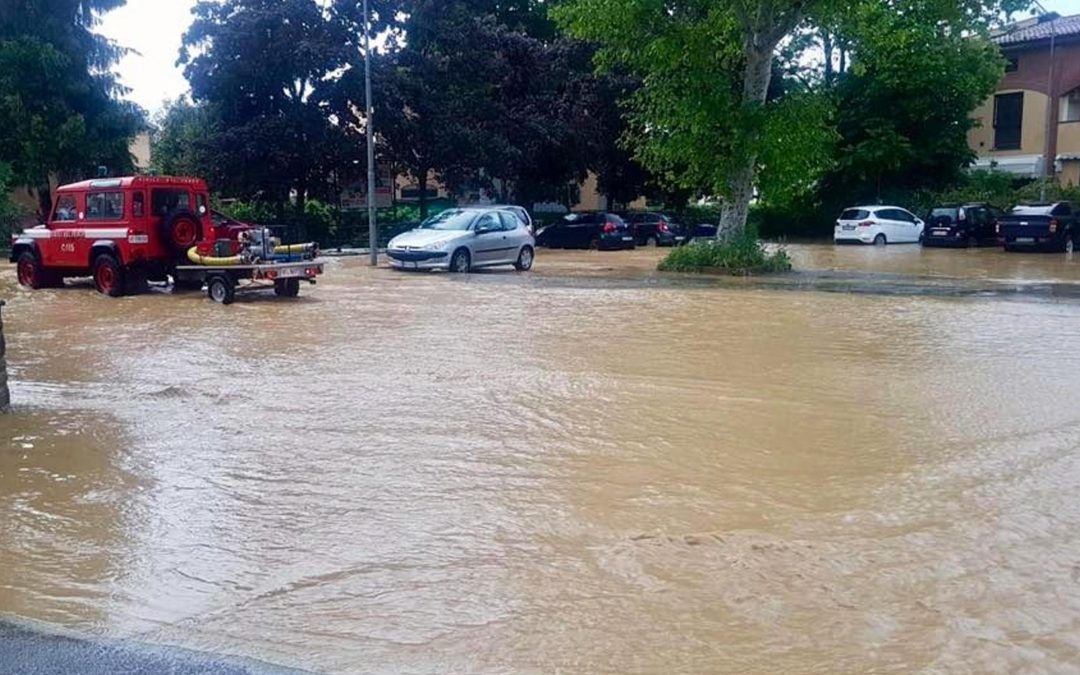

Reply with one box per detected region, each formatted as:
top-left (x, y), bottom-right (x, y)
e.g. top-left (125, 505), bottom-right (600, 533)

top-left (2, 255), bottom-right (1080, 672)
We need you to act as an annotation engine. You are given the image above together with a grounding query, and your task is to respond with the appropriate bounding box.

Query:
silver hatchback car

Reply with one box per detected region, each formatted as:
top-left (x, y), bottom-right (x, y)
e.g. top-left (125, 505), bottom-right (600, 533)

top-left (387, 207), bottom-right (535, 273)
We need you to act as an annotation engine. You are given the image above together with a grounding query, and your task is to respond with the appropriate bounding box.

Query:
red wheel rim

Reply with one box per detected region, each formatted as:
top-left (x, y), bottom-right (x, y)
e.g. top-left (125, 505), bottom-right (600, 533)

top-left (95, 264), bottom-right (115, 293)
top-left (17, 259), bottom-right (34, 287)
top-left (172, 219), bottom-right (197, 247)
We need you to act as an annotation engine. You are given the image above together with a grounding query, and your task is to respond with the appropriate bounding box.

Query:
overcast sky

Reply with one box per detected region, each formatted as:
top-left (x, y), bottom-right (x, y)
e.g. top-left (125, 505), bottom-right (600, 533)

top-left (98, 0), bottom-right (1080, 116)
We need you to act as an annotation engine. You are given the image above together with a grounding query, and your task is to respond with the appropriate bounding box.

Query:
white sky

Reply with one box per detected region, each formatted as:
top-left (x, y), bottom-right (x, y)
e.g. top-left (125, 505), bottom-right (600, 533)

top-left (98, 0), bottom-right (1080, 116)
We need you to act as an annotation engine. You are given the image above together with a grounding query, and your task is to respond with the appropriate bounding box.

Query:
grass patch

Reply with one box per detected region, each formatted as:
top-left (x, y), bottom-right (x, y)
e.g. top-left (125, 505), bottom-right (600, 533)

top-left (658, 229), bottom-right (792, 275)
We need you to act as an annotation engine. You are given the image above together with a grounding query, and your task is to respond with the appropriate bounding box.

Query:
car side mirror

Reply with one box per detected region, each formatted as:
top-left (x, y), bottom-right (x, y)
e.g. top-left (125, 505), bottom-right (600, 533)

top-left (475, 224), bottom-right (496, 235)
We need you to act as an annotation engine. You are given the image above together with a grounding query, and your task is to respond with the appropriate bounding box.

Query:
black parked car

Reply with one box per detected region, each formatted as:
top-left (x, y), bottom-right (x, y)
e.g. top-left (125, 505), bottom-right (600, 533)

top-left (690, 223), bottom-right (718, 240)
top-left (536, 212), bottom-right (636, 250)
top-left (922, 203), bottom-right (1003, 248)
top-left (999, 202), bottom-right (1079, 253)
top-left (621, 212), bottom-right (688, 247)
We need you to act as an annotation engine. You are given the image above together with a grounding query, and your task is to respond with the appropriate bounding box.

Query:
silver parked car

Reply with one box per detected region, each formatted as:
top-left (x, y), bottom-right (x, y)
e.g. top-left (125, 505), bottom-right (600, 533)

top-left (386, 207), bottom-right (535, 273)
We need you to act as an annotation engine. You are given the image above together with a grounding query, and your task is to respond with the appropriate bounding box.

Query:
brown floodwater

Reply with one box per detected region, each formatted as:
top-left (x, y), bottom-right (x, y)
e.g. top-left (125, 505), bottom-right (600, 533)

top-left (3, 248), bottom-right (1080, 673)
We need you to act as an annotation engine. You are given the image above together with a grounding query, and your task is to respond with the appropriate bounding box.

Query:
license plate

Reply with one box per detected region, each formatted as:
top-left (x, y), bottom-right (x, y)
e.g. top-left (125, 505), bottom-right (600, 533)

top-left (933, 229), bottom-right (949, 236)
top-left (276, 267), bottom-right (303, 278)
top-left (842, 225), bottom-right (855, 231)
top-left (674, 236), bottom-right (685, 241)
top-left (622, 236), bottom-right (633, 241)
top-left (1016, 237), bottom-right (1035, 243)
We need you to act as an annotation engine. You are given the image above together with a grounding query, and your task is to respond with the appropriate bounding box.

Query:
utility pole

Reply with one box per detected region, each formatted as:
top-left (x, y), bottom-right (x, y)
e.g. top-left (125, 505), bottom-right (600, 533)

top-left (364, 0), bottom-right (378, 266)
top-left (1035, 1), bottom-right (1056, 202)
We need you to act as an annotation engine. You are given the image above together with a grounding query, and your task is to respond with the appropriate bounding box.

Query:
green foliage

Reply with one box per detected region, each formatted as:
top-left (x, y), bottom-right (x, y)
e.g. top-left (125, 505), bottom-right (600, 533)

top-left (365, 1), bottom-right (646, 214)
top-left (557, 0), bottom-right (1031, 235)
top-left (821, 2), bottom-right (1006, 208)
top-left (215, 198), bottom-right (457, 248)
top-left (217, 200), bottom-right (278, 225)
top-left (907, 172), bottom-right (1080, 218)
top-left (0, 0), bottom-right (144, 211)
top-left (658, 228), bottom-right (792, 275)
top-left (150, 98), bottom-right (223, 181)
top-left (0, 162), bottom-right (28, 243)
top-left (181, 0), bottom-right (361, 204)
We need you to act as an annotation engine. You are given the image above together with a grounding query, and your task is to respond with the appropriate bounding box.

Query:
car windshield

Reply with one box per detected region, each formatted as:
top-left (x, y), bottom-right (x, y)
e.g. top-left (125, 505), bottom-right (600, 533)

top-left (840, 209), bottom-right (870, 220)
top-left (420, 210), bottom-right (474, 231)
top-left (1011, 205), bottom-right (1054, 216)
top-left (930, 208), bottom-right (960, 219)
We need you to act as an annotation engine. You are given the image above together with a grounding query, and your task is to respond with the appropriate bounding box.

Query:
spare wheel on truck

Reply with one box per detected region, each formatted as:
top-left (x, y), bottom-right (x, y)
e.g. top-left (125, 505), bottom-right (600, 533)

top-left (160, 209), bottom-right (202, 255)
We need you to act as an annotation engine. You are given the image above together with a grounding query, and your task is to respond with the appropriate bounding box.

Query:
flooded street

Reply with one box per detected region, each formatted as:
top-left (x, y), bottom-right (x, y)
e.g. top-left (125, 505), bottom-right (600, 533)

top-left (3, 247), bottom-right (1080, 672)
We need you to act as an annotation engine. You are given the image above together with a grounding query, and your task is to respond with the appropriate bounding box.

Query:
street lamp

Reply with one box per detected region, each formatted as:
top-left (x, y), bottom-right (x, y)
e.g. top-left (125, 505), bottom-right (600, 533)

top-left (363, 0), bottom-right (377, 266)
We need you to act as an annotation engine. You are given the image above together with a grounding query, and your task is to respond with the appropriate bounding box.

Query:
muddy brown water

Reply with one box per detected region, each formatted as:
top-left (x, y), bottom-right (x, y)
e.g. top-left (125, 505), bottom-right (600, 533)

top-left (3, 246), bottom-right (1080, 673)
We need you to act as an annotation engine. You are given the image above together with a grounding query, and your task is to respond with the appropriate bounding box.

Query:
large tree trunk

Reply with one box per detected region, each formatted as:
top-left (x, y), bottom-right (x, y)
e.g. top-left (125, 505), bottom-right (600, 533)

top-left (719, 44), bottom-right (774, 239)
top-left (36, 182), bottom-right (52, 222)
top-left (823, 32), bottom-right (835, 86)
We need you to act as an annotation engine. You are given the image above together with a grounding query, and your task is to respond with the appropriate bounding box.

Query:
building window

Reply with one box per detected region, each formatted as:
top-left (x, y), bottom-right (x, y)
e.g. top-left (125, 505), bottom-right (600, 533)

top-left (1063, 88), bottom-right (1080, 123)
top-left (994, 92), bottom-right (1023, 150)
top-left (1004, 56), bottom-right (1019, 73)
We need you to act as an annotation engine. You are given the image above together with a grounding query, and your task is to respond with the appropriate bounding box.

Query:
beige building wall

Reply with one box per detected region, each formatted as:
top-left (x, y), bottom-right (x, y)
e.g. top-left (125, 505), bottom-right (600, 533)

top-left (1057, 121), bottom-right (1080, 155)
top-left (1061, 161), bottom-right (1080, 186)
top-left (572, 171), bottom-right (648, 212)
top-left (969, 89), bottom-right (1049, 157)
top-left (130, 131), bottom-right (151, 170)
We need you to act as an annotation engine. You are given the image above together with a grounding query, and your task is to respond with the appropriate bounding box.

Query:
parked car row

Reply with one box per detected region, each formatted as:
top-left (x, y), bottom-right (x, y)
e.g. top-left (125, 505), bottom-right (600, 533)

top-left (386, 207), bottom-right (707, 273)
top-left (834, 201), bottom-right (1080, 254)
top-left (534, 211), bottom-right (698, 250)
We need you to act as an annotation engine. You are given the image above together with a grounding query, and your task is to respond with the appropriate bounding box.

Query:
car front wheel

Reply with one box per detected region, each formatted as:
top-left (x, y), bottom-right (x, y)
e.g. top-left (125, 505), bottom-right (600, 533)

top-left (450, 248), bottom-right (471, 273)
top-left (514, 246), bottom-right (534, 271)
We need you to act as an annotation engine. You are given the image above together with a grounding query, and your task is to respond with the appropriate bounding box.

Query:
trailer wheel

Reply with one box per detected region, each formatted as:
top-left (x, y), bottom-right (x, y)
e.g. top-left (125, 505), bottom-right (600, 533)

top-left (207, 275), bottom-right (235, 305)
top-left (274, 278), bottom-right (301, 298)
top-left (92, 254), bottom-right (127, 297)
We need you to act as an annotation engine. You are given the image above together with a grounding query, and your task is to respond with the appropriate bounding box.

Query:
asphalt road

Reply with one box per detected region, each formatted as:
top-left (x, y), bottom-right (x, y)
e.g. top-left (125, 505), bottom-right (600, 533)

top-left (0, 621), bottom-right (305, 675)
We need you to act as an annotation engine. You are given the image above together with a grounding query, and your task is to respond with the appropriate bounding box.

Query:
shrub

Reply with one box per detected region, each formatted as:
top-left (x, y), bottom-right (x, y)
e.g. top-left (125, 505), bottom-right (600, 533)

top-left (0, 163), bottom-right (28, 248)
top-left (658, 228), bottom-right (792, 275)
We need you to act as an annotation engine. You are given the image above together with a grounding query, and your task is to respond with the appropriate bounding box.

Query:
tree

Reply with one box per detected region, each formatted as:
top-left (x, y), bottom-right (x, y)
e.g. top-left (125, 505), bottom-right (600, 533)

top-left (357, 0), bottom-right (652, 216)
top-left (181, 0), bottom-right (361, 208)
top-left (557, 0), bottom-right (1032, 237)
top-left (819, 2), bottom-right (1007, 208)
top-left (149, 98), bottom-right (224, 181)
top-left (0, 0), bottom-right (144, 213)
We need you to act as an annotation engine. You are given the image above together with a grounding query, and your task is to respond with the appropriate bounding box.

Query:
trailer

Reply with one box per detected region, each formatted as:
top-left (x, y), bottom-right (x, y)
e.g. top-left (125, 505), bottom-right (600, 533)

top-left (174, 259), bottom-right (325, 304)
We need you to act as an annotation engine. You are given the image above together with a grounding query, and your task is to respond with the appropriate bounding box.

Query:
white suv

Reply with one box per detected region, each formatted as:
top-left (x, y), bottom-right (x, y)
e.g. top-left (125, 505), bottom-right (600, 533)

top-left (834, 206), bottom-right (924, 245)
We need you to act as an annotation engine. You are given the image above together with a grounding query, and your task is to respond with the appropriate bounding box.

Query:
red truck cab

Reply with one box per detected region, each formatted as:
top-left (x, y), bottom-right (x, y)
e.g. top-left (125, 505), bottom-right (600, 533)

top-left (12, 176), bottom-right (216, 295)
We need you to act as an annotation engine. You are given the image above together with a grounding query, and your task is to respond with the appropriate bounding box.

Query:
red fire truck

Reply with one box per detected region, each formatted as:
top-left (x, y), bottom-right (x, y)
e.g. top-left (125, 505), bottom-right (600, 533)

top-left (10, 176), bottom-right (323, 304)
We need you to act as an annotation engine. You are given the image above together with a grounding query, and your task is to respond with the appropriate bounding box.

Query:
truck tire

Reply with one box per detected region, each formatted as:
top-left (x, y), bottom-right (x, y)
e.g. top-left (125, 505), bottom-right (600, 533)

top-left (207, 275), bottom-right (235, 305)
top-left (161, 209), bottom-right (202, 255)
top-left (16, 251), bottom-right (59, 289)
top-left (92, 254), bottom-right (126, 297)
top-left (274, 278), bottom-right (300, 297)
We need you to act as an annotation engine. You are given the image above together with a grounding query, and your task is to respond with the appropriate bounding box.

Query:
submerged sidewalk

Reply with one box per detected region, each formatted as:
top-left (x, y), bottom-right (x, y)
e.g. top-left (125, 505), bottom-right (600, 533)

top-left (0, 621), bottom-right (305, 675)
